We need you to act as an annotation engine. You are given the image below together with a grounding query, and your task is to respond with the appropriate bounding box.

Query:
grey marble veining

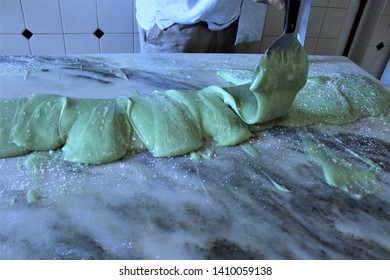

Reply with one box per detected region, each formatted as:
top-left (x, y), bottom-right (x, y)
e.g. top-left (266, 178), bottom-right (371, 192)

top-left (0, 54), bottom-right (389, 260)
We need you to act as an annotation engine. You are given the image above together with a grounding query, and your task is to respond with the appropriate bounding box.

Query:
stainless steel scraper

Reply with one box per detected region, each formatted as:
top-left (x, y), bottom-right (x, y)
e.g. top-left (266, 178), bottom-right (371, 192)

top-left (297, 0), bottom-right (311, 46)
top-left (267, 0), bottom-right (302, 55)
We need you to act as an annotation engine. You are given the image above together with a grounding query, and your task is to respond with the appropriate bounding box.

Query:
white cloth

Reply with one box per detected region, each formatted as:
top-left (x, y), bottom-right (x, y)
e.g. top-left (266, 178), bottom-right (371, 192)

top-left (135, 0), bottom-right (267, 44)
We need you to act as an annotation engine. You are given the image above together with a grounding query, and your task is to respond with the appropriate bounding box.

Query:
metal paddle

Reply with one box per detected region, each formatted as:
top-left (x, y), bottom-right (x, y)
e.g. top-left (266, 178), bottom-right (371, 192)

top-left (267, 0), bottom-right (302, 55)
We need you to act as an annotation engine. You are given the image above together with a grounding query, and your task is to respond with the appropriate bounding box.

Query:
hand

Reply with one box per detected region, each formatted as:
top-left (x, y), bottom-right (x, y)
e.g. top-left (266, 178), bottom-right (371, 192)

top-left (253, 0), bottom-right (286, 10)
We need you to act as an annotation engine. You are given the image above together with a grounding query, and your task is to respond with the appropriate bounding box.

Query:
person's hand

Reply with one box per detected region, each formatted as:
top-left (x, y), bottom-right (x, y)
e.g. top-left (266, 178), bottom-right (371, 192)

top-left (253, 0), bottom-right (286, 10)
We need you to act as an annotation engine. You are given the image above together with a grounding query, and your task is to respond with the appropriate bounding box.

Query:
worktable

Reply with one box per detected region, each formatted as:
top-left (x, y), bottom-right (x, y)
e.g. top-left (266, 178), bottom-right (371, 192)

top-left (0, 54), bottom-right (389, 259)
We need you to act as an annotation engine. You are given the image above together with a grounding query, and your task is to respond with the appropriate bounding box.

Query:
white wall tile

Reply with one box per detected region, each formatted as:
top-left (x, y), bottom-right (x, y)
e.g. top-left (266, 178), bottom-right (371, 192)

top-left (306, 7), bottom-right (326, 38)
top-left (30, 34), bottom-right (66, 55)
top-left (335, 0), bottom-right (360, 54)
top-left (263, 7), bottom-right (284, 36)
top-left (133, 0), bottom-right (138, 33)
top-left (97, 0), bottom-right (133, 33)
top-left (349, 38), bottom-right (385, 74)
top-left (100, 34), bottom-right (133, 53)
top-left (359, 11), bottom-right (390, 46)
top-left (65, 34), bottom-right (100, 54)
top-left (312, 0), bottom-right (328, 7)
top-left (384, 23), bottom-right (390, 45)
top-left (358, 10), bottom-right (379, 45)
top-left (320, 8), bottom-right (348, 38)
top-left (22, 0), bottom-right (63, 33)
top-left (368, 0), bottom-right (390, 15)
top-left (60, 0), bottom-right (98, 33)
top-left (303, 37), bottom-right (318, 55)
top-left (371, 46), bottom-right (390, 74)
top-left (359, 45), bottom-right (378, 72)
top-left (328, 0), bottom-right (350, 8)
top-left (0, 34), bottom-right (30, 55)
top-left (349, 39), bottom-right (368, 65)
top-left (0, 0), bottom-right (25, 33)
top-left (133, 33), bottom-right (140, 53)
top-left (315, 38), bottom-right (338, 55)
top-left (385, 0), bottom-right (390, 15)
top-left (371, 15), bottom-right (390, 45)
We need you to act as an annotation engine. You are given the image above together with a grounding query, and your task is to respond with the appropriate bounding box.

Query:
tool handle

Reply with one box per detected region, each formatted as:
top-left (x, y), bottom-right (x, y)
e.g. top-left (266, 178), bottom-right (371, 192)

top-left (284, 0), bottom-right (301, 33)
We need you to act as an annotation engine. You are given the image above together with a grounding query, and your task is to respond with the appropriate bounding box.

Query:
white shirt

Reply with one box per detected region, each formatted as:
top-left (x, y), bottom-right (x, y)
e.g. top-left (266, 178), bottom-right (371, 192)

top-left (135, 0), bottom-right (267, 44)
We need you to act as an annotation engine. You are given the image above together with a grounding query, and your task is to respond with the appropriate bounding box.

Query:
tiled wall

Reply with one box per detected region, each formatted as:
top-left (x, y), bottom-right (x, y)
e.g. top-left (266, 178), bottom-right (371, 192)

top-left (0, 0), bottom-right (389, 80)
top-left (348, 0), bottom-right (390, 79)
top-left (261, 0), bottom-right (357, 55)
top-left (1, 0), bottom-right (358, 56)
top-left (0, 0), bottom-right (139, 55)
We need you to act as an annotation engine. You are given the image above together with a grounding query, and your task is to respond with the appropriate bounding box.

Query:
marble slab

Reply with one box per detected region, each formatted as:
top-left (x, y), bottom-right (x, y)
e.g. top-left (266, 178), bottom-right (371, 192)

top-left (0, 54), bottom-right (389, 260)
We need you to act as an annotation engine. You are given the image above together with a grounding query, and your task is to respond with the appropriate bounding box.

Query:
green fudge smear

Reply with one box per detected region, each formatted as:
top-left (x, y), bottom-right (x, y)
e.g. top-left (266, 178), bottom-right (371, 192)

top-left (129, 93), bottom-right (203, 157)
top-left (1, 51), bottom-right (389, 167)
top-left (274, 74), bottom-right (390, 127)
top-left (0, 99), bottom-right (30, 157)
top-left (300, 130), bottom-right (384, 200)
top-left (0, 46), bottom-right (309, 163)
top-left (249, 38), bottom-right (309, 123)
top-left (61, 97), bottom-right (132, 164)
top-left (11, 94), bottom-right (67, 151)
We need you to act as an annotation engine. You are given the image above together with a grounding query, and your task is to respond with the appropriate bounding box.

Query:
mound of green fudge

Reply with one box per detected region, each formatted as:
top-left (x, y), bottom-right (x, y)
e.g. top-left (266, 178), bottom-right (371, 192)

top-left (1, 44), bottom-right (389, 164)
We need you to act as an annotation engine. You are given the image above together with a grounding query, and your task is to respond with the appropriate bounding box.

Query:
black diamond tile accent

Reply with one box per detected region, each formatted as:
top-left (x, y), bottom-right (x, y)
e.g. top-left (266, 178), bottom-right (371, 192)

top-left (22, 29), bottom-right (33, 40)
top-left (376, 42), bottom-right (385, 51)
top-left (94, 28), bottom-right (104, 39)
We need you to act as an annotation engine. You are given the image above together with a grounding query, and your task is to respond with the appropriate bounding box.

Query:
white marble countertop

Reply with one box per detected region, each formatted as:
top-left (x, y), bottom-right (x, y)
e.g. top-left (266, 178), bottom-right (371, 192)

top-left (0, 54), bottom-right (389, 260)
